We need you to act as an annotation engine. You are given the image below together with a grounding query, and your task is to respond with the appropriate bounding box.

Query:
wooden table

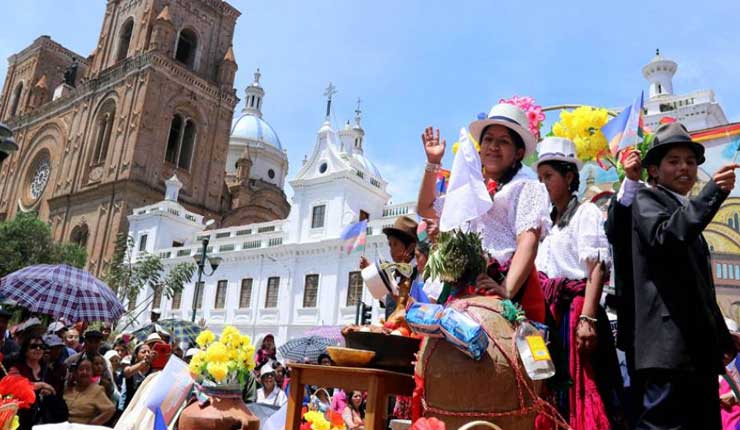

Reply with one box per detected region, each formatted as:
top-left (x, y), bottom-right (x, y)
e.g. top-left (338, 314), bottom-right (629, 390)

top-left (286, 363), bottom-right (415, 430)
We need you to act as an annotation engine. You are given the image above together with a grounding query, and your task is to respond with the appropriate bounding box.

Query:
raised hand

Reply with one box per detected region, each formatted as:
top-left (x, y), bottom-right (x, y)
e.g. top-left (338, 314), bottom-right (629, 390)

top-left (421, 127), bottom-right (445, 164)
top-left (713, 163), bottom-right (740, 193)
top-left (622, 150), bottom-right (642, 181)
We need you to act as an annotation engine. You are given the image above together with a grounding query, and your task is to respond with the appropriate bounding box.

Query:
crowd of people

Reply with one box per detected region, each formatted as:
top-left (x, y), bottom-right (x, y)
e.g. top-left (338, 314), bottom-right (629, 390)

top-left (0, 313), bottom-right (196, 429)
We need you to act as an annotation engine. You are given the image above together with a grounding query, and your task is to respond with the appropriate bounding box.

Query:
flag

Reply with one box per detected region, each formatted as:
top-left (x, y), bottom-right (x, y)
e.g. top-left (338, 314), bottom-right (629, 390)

top-left (340, 220), bottom-right (368, 255)
top-left (439, 128), bottom-right (493, 232)
top-left (435, 168), bottom-right (450, 195)
top-left (602, 92), bottom-right (644, 156)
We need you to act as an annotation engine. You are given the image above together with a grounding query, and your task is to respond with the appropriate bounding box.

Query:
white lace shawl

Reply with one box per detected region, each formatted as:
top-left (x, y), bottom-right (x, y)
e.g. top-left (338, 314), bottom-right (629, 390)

top-left (434, 167), bottom-right (552, 262)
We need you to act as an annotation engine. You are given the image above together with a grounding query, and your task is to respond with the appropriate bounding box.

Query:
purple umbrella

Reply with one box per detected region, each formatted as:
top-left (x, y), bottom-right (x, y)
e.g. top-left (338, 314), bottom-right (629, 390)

top-left (0, 264), bottom-right (125, 323)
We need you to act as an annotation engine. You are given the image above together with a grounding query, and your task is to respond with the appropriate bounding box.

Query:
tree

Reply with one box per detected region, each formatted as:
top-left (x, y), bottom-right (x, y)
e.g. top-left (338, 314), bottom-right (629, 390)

top-left (104, 233), bottom-right (195, 318)
top-left (0, 212), bottom-right (87, 278)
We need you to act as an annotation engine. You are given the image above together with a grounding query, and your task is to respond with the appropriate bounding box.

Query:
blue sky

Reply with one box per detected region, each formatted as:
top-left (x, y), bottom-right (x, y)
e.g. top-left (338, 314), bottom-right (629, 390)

top-left (2, 1), bottom-right (739, 203)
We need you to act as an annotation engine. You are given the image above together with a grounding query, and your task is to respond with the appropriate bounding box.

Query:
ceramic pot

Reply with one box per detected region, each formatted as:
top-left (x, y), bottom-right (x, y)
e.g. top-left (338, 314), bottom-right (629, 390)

top-left (178, 384), bottom-right (260, 430)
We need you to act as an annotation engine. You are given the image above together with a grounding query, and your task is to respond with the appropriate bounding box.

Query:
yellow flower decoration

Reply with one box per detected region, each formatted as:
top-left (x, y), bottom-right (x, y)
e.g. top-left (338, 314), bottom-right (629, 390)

top-left (304, 411), bottom-right (331, 430)
top-left (205, 341), bottom-right (229, 363)
top-left (188, 352), bottom-right (205, 374)
top-left (207, 361), bottom-right (229, 382)
top-left (10, 416), bottom-right (19, 430)
top-left (196, 330), bottom-right (215, 347)
top-left (551, 106), bottom-right (610, 161)
top-left (189, 325), bottom-right (257, 385)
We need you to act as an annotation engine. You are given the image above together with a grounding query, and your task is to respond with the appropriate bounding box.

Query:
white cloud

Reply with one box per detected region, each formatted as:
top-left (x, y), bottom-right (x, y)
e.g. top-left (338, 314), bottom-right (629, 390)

top-left (374, 161), bottom-right (423, 205)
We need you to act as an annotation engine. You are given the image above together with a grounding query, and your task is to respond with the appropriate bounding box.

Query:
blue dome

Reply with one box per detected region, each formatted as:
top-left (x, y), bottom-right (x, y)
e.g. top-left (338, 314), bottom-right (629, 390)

top-left (230, 114), bottom-right (282, 150)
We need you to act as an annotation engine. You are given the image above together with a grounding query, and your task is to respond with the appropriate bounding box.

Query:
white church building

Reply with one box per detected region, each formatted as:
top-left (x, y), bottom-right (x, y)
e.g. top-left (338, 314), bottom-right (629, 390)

top-left (127, 76), bottom-right (413, 345)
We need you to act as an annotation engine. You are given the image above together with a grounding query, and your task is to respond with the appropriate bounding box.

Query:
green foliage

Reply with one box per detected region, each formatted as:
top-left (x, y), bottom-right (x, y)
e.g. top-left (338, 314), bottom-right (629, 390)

top-left (104, 233), bottom-right (195, 305)
top-left (0, 213), bottom-right (87, 278)
top-left (613, 133), bottom-right (653, 184)
top-left (424, 229), bottom-right (487, 285)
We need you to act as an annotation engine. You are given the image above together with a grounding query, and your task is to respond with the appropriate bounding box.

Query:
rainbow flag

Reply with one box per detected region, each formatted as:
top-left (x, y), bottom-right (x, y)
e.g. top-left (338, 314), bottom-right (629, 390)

top-left (340, 219), bottom-right (368, 255)
top-left (436, 168), bottom-right (450, 195)
top-left (602, 92), bottom-right (644, 156)
top-left (691, 123), bottom-right (740, 143)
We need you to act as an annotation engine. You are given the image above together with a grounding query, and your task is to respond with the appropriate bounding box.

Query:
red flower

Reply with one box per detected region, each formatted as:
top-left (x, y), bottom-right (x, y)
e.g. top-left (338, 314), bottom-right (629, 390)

top-left (327, 410), bottom-right (345, 428)
top-left (0, 375), bottom-right (36, 409)
top-left (486, 179), bottom-right (498, 196)
top-left (411, 417), bottom-right (446, 430)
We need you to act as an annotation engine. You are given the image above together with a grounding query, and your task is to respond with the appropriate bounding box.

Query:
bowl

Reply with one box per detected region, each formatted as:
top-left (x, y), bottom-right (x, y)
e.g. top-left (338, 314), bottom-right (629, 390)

top-left (327, 346), bottom-right (376, 368)
top-left (344, 331), bottom-right (421, 374)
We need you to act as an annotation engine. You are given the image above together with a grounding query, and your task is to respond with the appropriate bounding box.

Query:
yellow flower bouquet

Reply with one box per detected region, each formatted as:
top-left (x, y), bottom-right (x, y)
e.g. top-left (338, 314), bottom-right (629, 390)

top-left (189, 325), bottom-right (257, 386)
top-left (551, 106), bottom-right (610, 161)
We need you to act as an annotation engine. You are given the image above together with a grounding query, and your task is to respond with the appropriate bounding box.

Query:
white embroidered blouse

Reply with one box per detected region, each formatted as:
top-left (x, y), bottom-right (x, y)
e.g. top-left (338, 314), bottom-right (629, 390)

top-left (535, 201), bottom-right (611, 280)
top-left (435, 167), bottom-right (552, 262)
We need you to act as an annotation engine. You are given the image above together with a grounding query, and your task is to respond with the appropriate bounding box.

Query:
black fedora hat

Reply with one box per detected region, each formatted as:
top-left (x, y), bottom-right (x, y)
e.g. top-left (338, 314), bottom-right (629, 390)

top-left (643, 122), bottom-right (705, 166)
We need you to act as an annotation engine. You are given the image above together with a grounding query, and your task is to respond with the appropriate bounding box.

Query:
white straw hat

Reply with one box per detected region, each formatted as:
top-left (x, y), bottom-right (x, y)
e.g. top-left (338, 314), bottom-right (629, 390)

top-left (533, 137), bottom-right (583, 170)
top-left (469, 103), bottom-right (537, 156)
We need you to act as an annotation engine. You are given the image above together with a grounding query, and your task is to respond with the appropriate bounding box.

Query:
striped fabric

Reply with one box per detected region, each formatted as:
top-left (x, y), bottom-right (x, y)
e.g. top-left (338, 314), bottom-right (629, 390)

top-left (0, 264), bottom-right (124, 323)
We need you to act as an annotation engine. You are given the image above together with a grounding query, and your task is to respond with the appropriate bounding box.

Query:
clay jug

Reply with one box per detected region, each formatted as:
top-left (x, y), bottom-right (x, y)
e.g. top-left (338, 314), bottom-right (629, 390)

top-left (178, 385), bottom-right (260, 430)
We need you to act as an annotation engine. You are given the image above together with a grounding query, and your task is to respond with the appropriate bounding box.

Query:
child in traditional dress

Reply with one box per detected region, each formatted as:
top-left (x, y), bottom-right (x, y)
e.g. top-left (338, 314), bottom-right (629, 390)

top-left (534, 137), bottom-right (623, 430)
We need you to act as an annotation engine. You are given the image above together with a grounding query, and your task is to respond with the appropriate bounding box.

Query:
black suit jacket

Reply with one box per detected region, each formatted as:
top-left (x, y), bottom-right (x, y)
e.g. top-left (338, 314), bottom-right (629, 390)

top-left (605, 194), bottom-right (636, 357)
top-left (631, 181), bottom-right (733, 374)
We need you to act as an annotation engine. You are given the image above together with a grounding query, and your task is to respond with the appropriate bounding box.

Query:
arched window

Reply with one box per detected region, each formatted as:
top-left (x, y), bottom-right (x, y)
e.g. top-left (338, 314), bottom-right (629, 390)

top-left (91, 101), bottom-right (116, 165)
top-left (165, 114), bottom-right (197, 170)
top-left (175, 29), bottom-right (197, 69)
top-left (116, 19), bottom-right (134, 62)
top-left (9, 82), bottom-right (23, 117)
top-left (70, 224), bottom-right (89, 248)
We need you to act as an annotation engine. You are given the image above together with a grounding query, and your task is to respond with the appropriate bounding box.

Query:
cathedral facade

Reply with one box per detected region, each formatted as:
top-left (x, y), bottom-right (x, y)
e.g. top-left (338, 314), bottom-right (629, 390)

top-left (0, 0), bottom-right (288, 275)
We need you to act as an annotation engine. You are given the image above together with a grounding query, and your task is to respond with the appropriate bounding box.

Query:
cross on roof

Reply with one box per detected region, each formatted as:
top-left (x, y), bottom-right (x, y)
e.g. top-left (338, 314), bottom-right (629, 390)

top-left (324, 82), bottom-right (337, 118)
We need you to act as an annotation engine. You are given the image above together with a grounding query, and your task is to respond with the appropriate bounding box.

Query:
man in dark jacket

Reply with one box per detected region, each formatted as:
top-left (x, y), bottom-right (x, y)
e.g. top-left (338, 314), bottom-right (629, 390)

top-left (630, 122), bottom-right (738, 429)
top-left (604, 150), bottom-right (644, 427)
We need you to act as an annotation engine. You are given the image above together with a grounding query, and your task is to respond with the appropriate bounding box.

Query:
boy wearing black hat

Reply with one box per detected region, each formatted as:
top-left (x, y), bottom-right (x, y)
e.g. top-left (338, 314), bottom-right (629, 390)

top-left (630, 122), bottom-right (739, 429)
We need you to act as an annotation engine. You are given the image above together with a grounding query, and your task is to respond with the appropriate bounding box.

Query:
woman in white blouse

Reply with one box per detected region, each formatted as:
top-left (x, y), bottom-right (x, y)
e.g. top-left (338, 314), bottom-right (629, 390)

top-left (534, 137), bottom-right (623, 429)
top-left (417, 103), bottom-right (551, 322)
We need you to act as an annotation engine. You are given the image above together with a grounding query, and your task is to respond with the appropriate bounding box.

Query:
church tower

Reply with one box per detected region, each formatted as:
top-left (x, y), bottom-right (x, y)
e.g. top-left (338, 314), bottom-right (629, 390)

top-left (288, 85), bottom-right (389, 244)
top-left (642, 49), bottom-right (677, 99)
top-left (0, 0), bottom-right (241, 274)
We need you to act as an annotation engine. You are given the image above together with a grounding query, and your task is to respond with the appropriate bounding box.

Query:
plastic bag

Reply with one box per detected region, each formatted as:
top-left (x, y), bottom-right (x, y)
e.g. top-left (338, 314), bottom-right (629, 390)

top-left (439, 307), bottom-right (488, 360)
top-left (407, 303), bottom-right (444, 338)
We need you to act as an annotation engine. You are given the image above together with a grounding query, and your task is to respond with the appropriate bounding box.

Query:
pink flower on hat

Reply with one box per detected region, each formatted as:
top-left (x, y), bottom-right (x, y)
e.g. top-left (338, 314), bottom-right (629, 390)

top-left (499, 95), bottom-right (545, 140)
